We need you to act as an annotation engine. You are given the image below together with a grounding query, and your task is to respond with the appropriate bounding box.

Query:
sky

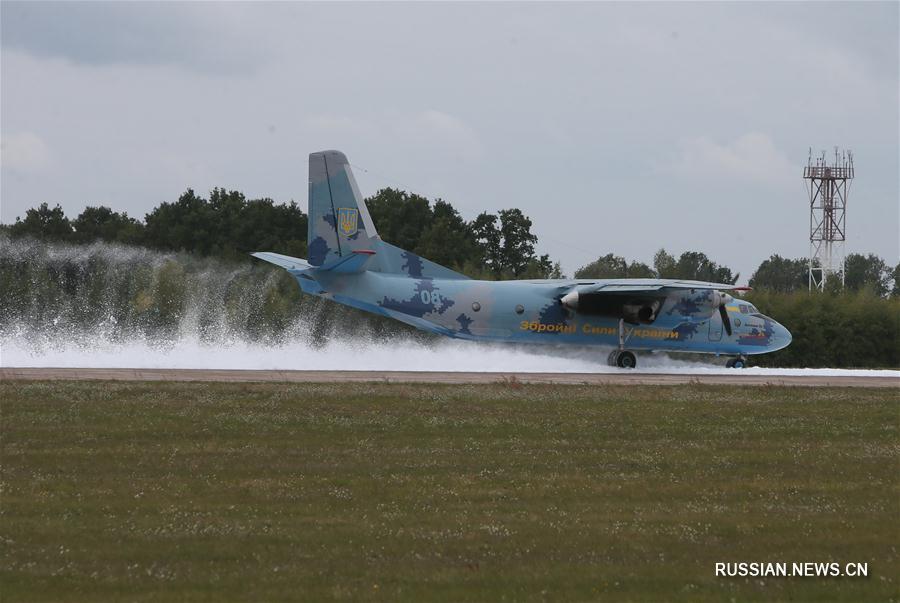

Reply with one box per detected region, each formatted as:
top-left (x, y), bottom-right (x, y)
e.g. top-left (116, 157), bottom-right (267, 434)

top-left (2, 1), bottom-right (898, 282)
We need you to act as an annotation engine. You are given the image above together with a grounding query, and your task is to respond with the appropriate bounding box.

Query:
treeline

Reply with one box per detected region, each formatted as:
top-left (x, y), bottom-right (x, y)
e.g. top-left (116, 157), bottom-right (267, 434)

top-left (749, 253), bottom-right (899, 297)
top-left (574, 250), bottom-right (737, 284)
top-left (365, 189), bottom-right (559, 279)
top-left (2, 188), bottom-right (559, 279)
top-left (6, 191), bottom-right (896, 295)
top-left (574, 250), bottom-right (898, 298)
top-left (2, 191), bottom-right (309, 263)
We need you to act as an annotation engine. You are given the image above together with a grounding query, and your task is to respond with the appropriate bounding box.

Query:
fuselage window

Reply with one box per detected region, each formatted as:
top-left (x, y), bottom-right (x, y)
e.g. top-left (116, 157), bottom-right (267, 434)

top-left (515, 304), bottom-right (525, 314)
top-left (472, 302), bottom-right (481, 312)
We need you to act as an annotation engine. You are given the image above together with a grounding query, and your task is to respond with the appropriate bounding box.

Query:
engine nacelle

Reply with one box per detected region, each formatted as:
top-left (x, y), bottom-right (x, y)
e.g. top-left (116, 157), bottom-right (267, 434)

top-left (559, 290), bottom-right (662, 324)
top-left (622, 300), bottom-right (661, 325)
top-left (560, 291), bottom-right (579, 310)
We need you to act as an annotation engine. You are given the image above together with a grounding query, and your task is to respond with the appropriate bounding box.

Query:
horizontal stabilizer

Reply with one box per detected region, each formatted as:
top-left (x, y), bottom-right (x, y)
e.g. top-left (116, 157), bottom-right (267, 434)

top-left (251, 252), bottom-right (311, 271)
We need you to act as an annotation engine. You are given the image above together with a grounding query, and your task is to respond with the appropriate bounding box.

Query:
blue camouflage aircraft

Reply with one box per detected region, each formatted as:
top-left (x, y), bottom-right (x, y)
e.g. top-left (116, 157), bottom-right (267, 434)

top-left (253, 150), bottom-right (791, 368)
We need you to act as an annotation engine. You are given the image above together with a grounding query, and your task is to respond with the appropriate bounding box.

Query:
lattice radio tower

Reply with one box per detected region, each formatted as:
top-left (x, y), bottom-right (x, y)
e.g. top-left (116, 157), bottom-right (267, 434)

top-left (805, 147), bottom-right (853, 291)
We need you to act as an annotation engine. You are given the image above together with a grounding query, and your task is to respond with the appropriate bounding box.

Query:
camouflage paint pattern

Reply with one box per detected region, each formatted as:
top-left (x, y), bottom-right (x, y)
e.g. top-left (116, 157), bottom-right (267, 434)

top-left (254, 151), bottom-right (792, 358)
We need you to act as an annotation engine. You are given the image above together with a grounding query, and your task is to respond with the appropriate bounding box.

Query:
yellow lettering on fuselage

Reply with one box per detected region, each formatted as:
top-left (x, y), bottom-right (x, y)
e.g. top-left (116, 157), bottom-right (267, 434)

top-left (520, 321), bottom-right (679, 339)
top-left (520, 321), bottom-right (577, 334)
top-left (582, 324), bottom-right (616, 336)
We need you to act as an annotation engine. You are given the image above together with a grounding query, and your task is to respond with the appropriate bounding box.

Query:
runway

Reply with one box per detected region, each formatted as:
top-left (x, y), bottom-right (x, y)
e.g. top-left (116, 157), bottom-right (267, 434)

top-left (1, 367), bottom-right (897, 387)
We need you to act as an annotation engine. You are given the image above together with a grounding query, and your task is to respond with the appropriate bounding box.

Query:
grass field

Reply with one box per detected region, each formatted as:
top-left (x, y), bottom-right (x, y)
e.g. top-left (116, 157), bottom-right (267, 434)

top-left (1, 380), bottom-right (898, 602)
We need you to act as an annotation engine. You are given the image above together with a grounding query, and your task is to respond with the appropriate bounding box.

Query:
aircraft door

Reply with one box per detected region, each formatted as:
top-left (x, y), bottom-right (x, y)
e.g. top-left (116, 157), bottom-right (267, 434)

top-left (708, 312), bottom-right (723, 341)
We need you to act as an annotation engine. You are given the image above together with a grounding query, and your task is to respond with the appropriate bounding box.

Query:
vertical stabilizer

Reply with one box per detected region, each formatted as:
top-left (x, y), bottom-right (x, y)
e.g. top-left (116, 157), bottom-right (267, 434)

top-left (305, 150), bottom-right (468, 279)
top-left (307, 150), bottom-right (379, 266)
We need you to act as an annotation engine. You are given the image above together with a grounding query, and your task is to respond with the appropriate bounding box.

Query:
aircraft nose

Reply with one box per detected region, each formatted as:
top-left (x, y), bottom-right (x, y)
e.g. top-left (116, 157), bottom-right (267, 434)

top-left (770, 319), bottom-right (792, 350)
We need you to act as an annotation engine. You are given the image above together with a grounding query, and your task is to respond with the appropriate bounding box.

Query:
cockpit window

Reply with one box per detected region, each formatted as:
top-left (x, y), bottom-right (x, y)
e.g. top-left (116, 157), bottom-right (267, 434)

top-left (749, 305), bottom-right (759, 313)
top-left (739, 304), bottom-right (750, 314)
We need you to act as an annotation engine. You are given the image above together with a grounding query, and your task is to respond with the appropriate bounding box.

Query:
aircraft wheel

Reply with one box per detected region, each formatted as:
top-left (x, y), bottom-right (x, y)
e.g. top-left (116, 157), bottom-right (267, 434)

top-left (607, 350), bottom-right (619, 367)
top-left (726, 357), bottom-right (747, 369)
top-left (615, 350), bottom-right (637, 369)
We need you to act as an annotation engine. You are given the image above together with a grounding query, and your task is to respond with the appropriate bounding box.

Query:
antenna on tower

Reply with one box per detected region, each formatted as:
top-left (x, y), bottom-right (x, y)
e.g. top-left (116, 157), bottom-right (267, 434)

top-left (804, 148), bottom-right (853, 291)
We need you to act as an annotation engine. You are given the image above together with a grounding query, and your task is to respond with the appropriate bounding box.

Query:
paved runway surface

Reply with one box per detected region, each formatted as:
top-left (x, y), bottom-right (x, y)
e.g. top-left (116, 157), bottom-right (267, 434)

top-left (2, 367), bottom-right (897, 387)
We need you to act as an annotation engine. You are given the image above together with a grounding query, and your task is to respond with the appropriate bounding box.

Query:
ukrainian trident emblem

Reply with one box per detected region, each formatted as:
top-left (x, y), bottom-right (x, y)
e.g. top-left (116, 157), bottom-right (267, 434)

top-left (336, 208), bottom-right (358, 237)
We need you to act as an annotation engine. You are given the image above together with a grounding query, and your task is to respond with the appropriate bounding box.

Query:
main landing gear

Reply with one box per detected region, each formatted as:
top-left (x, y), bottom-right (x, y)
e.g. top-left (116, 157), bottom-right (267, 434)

top-left (608, 349), bottom-right (637, 368)
top-left (607, 318), bottom-right (638, 369)
top-left (726, 356), bottom-right (747, 369)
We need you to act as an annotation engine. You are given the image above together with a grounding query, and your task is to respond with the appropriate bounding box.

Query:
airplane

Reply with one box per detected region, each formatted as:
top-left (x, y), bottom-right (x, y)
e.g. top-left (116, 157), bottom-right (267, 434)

top-left (253, 150), bottom-right (792, 369)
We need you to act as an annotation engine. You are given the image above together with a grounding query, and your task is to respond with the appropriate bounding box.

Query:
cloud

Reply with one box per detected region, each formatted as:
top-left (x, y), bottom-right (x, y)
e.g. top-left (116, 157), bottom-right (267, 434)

top-left (0, 2), bottom-right (265, 74)
top-left (411, 110), bottom-right (485, 157)
top-left (661, 133), bottom-right (796, 187)
top-left (1, 132), bottom-right (51, 173)
top-left (305, 114), bottom-right (363, 133)
top-left (302, 109), bottom-right (485, 159)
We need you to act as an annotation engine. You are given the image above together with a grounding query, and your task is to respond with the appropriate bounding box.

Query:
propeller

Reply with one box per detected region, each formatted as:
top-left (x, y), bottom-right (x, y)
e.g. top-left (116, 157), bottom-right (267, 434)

top-left (719, 304), bottom-right (732, 336)
top-left (712, 291), bottom-right (733, 336)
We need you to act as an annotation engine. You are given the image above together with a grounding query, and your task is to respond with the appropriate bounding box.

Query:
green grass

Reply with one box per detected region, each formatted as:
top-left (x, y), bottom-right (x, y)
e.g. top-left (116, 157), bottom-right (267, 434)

top-left (1, 381), bottom-right (898, 602)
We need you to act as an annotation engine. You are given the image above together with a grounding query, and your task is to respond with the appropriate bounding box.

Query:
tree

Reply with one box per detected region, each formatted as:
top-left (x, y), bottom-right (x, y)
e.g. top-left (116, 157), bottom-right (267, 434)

top-left (892, 263), bottom-right (900, 297)
top-left (365, 188), bottom-right (433, 252)
top-left (548, 261), bottom-right (565, 279)
top-left (414, 200), bottom-right (475, 270)
top-left (651, 248), bottom-right (737, 283)
top-left (575, 253), bottom-right (628, 278)
top-left (653, 248), bottom-right (677, 278)
top-left (674, 251), bottom-right (737, 284)
top-left (71, 206), bottom-right (143, 245)
top-left (497, 208), bottom-right (539, 277)
top-left (749, 255), bottom-right (808, 292)
top-left (500, 208), bottom-right (536, 278)
top-left (627, 261), bottom-right (656, 278)
top-left (520, 254), bottom-right (554, 279)
top-left (575, 254), bottom-right (658, 279)
top-left (9, 203), bottom-right (73, 241)
top-left (236, 198), bottom-right (307, 260)
top-left (470, 212), bottom-right (503, 276)
top-left (141, 188), bottom-right (307, 259)
top-left (844, 253), bottom-right (892, 297)
top-left (468, 209), bottom-right (547, 278)
top-left (143, 189), bottom-right (213, 254)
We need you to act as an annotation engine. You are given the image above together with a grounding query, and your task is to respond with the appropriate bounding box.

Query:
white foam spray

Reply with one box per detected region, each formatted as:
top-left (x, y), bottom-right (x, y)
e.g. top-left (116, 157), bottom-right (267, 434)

top-left (3, 330), bottom-right (898, 378)
top-left (1, 236), bottom-right (896, 378)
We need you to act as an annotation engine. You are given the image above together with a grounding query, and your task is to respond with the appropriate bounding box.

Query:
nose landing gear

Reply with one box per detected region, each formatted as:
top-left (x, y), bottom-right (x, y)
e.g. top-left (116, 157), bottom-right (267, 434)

top-left (726, 356), bottom-right (747, 369)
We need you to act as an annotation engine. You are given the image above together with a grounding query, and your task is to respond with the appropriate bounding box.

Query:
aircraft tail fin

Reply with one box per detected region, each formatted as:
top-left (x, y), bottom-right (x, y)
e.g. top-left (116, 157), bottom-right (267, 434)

top-left (305, 150), bottom-right (469, 280)
top-left (307, 150), bottom-right (379, 266)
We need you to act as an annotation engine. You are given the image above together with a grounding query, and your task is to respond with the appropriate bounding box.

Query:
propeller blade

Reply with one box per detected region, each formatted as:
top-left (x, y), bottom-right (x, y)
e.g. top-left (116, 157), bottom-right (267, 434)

top-left (719, 304), bottom-right (732, 336)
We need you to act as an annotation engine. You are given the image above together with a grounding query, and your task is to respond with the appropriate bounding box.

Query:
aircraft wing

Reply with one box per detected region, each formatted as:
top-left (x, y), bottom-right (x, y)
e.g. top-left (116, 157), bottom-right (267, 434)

top-left (557, 279), bottom-right (746, 324)
top-left (570, 279), bottom-right (745, 295)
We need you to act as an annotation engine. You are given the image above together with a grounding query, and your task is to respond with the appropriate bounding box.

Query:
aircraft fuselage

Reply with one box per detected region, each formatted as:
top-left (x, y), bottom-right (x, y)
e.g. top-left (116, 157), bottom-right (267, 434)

top-left (307, 270), bottom-right (791, 356)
